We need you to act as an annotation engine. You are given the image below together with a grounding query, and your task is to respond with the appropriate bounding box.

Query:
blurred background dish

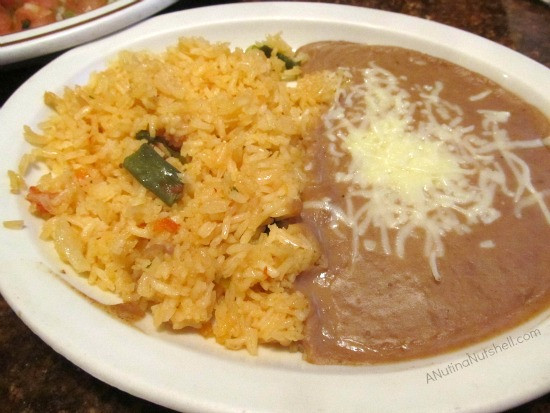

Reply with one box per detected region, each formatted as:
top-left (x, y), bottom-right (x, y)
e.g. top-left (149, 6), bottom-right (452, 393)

top-left (0, 0), bottom-right (178, 66)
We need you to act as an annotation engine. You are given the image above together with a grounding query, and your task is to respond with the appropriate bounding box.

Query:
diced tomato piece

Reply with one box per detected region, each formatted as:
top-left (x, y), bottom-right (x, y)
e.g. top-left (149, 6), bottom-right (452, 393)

top-left (152, 217), bottom-right (180, 234)
top-left (26, 186), bottom-right (58, 217)
top-left (13, 2), bottom-right (55, 30)
top-left (0, 0), bottom-right (23, 10)
top-left (0, 5), bottom-right (12, 34)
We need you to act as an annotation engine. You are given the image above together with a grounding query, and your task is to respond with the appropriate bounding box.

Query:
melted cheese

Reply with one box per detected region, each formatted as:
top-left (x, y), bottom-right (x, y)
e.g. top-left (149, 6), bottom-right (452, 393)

top-left (344, 115), bottom-right (462, 208)
top-left (304, 64), bottom-right (549, 280)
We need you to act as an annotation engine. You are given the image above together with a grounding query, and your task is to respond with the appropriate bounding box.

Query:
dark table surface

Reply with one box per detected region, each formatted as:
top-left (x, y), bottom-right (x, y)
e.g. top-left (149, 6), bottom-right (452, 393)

top-left (1, 0), bottom-right (549, 412)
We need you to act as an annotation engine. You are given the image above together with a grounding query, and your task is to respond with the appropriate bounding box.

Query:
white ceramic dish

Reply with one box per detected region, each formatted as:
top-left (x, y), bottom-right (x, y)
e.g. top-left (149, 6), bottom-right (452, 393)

top-left (0, 0), bottom-right (178, 65)
top-left (1, 3), bottom-right (549, 412)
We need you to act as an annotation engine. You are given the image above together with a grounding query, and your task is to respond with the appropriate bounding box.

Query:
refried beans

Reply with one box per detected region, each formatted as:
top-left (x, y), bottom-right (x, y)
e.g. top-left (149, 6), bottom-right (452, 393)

top-left (295, 41), bottom-right (550, 364)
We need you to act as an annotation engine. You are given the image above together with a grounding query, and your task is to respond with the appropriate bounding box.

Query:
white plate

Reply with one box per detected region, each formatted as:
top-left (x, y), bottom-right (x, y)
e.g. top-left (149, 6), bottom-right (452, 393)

top-left (0, 0), bottom-right (178, 65)
top-left (1, 3), bottom-right (549, 412)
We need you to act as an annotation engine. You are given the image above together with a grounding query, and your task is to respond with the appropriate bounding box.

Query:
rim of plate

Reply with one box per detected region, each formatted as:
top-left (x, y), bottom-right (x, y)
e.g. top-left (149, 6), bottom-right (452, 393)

top-left (0, 3), bottom-right (549, 413)
top-left (0, 0), bottom-right (178, 66)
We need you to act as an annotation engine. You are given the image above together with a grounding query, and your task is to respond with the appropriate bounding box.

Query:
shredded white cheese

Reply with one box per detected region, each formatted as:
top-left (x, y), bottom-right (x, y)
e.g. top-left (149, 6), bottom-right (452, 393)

top-left (305, 64), bottom-right (549, 280)
top-left (479, 240), bottom-right (496, 249)
top-left (469, 90), bottom-right (492, 101)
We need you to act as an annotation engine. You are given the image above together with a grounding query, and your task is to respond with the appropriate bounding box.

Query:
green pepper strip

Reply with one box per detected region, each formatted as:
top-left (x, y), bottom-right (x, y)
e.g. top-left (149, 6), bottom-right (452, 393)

top-left (123, 143), bottom-right (183, 206)
top-left (255, 45), bottom-right (300, 70)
